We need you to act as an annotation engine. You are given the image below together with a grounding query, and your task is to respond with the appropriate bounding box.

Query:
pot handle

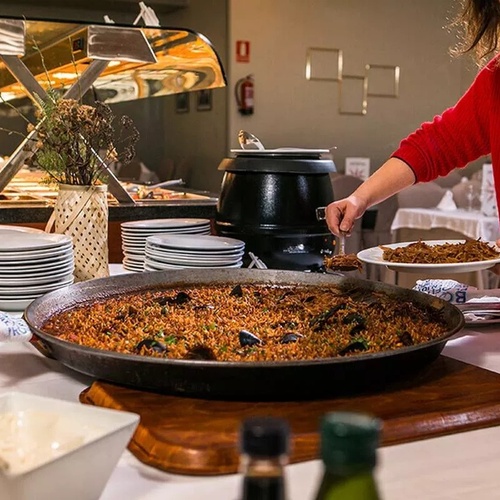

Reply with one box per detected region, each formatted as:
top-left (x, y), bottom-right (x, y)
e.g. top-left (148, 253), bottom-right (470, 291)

top-left (30, 335), bottom-right (55, 359)
top-left (316, 206), bottom-right (326, 221)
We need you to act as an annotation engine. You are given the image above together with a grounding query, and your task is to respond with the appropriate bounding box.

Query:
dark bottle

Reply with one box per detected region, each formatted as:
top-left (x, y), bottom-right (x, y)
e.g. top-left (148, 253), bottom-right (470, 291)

top-left (314, 412), bottom-right (382, 500)
top-left (239, 416), bottom-right (290, 500)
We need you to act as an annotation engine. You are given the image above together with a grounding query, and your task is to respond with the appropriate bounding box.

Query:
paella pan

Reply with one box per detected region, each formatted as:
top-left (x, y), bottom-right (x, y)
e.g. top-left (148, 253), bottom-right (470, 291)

top-left (24, 269), bottom-right (464, 399)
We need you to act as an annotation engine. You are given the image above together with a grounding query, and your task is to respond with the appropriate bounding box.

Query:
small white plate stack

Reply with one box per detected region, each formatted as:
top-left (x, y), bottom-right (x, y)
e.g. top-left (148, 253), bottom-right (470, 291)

top-left (121, 218), bottom-right (211, 272)
top-left (144, 234), bottom-right (245, 271)
top-left (0, 226), bottom-right (74, 311)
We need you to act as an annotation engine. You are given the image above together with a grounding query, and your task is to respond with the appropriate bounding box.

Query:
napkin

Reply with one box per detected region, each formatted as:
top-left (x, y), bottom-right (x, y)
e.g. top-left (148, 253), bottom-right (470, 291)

top-left (413, 279), bottom-right (472, 304)
top-left (413, 280), bottom-right (500, 323)
top-left (460, 296), bottom-right (500, 322)
top-left (436, 190), bottom-right (458, 211)
top-left (0, 312), bottom-right (31, 342)
top-left (467, 296), bottom-right (500, 303)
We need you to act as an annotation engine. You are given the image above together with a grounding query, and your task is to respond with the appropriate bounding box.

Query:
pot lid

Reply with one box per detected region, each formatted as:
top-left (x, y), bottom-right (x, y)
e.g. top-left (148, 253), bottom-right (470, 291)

top-left (220, 154), bottom-right (336, 174)
top-left (230, 148), bottom-right (330, 158)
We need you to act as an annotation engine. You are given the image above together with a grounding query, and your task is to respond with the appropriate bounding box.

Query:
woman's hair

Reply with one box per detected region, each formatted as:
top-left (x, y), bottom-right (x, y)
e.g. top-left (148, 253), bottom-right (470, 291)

top-left (452, 0), bottom-right (500, 61)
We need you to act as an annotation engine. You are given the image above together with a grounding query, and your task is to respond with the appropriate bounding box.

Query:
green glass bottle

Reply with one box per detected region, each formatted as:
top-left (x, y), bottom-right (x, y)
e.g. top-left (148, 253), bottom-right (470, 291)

top-left (239, 416), bottom-right (290, 500)
top-left (314, 412), bottom-right (382, 500)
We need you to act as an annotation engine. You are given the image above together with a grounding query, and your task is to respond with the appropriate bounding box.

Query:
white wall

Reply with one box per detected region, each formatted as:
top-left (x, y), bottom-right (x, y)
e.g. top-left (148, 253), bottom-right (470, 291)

top-left (229, 0), bottom-right (481, 175)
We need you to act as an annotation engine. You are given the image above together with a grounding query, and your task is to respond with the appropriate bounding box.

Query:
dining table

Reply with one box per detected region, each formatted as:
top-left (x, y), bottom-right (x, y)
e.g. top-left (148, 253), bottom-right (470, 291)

top-left (3, 264), bottom-right (500, 499)
top-left (390, 207), bottom-right (500, 242)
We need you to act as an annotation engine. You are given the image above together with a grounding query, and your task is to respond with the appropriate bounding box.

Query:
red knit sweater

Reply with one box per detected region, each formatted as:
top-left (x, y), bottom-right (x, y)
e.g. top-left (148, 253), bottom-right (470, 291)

top-left (392, 55), bottom-right (499, 203)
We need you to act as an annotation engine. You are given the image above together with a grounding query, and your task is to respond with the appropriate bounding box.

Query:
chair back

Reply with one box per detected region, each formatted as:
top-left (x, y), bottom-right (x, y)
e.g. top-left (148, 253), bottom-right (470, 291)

top-left (330, 173), bottom-right (364, 201)
top-left (451, 179), bottom-right (482, 210)
top-left (433, 170), bottom-right (463, 188)
top-left (397, 181), bottom-right (446, 208)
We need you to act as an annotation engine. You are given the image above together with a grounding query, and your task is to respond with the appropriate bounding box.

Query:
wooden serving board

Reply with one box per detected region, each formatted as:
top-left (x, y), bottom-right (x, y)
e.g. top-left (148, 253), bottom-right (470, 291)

top-left (80, 356), bottom-right (500, 476)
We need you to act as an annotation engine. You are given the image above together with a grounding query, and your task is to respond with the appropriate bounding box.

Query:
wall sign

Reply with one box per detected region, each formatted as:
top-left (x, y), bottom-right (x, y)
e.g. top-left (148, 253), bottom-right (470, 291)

top-left (345, 157), bottom-right (370, 179)
top-left (236, 40), bottom-right (250, 63)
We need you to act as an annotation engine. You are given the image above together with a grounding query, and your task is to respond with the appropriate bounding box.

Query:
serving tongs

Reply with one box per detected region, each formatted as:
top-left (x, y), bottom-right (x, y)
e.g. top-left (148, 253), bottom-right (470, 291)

top-left (316, 206), bottom-right (360, 272)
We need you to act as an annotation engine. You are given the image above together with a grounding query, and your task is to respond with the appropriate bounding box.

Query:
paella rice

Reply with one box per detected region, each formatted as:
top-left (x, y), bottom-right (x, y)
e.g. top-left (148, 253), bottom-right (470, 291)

top-left (41, 284), bottom-right (449, 362)
top-left (381, 239), bottom-right (500, 264)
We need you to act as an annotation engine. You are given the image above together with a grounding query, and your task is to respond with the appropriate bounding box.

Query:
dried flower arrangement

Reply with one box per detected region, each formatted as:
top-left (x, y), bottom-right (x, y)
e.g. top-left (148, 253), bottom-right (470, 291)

top-left (26, 91), bottom-right (140, 186)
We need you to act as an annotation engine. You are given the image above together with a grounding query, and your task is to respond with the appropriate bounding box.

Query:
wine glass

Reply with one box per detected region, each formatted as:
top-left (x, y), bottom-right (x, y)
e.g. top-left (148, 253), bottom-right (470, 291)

top-left (466, 184), bottom-right (476, 211)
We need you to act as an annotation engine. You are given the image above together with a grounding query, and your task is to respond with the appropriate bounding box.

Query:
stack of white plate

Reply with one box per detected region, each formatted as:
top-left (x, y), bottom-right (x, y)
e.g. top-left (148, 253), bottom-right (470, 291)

top-left (144, 234), bottom-right (245, 271)
top-left (0, 226), bottom-right (74, 311)
top-left (121, 218), bottom-right (211, 272)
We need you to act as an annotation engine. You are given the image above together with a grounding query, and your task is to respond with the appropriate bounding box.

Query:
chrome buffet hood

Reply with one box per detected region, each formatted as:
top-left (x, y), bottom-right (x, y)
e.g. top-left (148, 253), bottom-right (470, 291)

top-left (0, 18), bottom-right (226, 102)
top-left (0, 17), bottom-right (227, 203)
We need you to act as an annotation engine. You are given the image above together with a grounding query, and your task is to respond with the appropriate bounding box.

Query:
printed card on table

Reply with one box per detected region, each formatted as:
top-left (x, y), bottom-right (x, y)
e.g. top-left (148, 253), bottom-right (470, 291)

top-left (481, 163), bottom-right (498, 217)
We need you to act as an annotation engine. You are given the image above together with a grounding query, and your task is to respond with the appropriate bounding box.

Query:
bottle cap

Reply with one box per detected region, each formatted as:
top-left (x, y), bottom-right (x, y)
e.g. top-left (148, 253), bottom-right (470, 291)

top-left (240, 416), bottom-right (290, 458)
top-left (320, 412), bottom-right (381, 470)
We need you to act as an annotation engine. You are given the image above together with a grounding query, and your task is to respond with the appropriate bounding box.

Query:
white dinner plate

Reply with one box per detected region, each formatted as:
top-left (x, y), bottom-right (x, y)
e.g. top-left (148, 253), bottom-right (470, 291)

top-left (0, 275), bottom-right (74, 293)
top-left (0, 262), bottom-right (74, 280)
top-left (0, 297), bottom-right (38, 311)
top-left (121, 218), bottom-right (211, 230)
top-left (145, 254), bottom-right (242, 267)
top-left (0, 243), bottom-right (73, 264)
top-left (122, 254), bottom-right (144, 263)
top-left (122, 241), bottom-right (146, 250)
top-left (121, 227), bottom-right (210, 238)
top-left (146, 234), bottom-right (245, 251)
top-left (121, 232), bottom-right (211, 246)
top-left (357, 239), bottom-right (500, 274)
top-left (0, 267), bottom-right (74, 286)
top-left (0, 242), bottom-right (73, 261)
top-left (0, 255), bottom-right (74, 274)
top-left (0, 231), bottom-right (72, 251)
top-left (122, 246), bottom-right (145, 254)
top-left (143, 244), bottom-right (244, 257)
top-left (0, 225), bottom-right (44, 234)
top-left (145, 248), bottom-right (243, 264)
top-left (121, 227), bottom-right (211, 237)
top-left (145, 245), bottom-right (245, 258)
top-left (144, 260), bottom-right (243, 271)
top-left (122, 260), bottom-right (144, 273)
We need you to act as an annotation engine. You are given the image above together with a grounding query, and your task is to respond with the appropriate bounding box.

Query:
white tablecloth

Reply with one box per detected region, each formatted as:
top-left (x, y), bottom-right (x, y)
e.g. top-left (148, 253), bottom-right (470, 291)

top-left (4, 265), bottom-right (500, 499)
top-left (391, 207), bottom-right (500, 242)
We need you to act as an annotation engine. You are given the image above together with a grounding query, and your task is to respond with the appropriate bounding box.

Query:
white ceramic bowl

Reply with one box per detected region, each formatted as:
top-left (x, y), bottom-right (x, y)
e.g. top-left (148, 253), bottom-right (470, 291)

top-left (0, 392), bottom-right (139, 500)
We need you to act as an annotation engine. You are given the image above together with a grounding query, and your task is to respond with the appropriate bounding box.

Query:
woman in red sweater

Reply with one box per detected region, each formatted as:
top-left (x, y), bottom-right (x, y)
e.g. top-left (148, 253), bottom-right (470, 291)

top-left (325, 0), bottom-right (500, 237)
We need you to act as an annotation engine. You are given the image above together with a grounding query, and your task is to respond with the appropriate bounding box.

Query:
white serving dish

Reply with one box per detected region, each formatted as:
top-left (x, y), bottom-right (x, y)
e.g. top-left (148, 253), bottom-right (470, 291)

top-left (0, 392), bottom-right (139, 500)
top-left (357, 239), bottom-right (500, 274)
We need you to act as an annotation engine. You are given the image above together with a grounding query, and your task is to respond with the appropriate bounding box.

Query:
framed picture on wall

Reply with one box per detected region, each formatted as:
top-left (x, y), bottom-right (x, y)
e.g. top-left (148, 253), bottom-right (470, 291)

top-left (175, 92), bottom-right (190, 113)
top-left (197, 89), bottom-right (212, 111)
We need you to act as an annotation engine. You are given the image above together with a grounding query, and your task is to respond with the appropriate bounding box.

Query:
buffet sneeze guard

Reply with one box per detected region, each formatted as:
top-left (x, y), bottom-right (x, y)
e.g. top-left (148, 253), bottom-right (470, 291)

top-left (0, 17), bottom-right (227, 203)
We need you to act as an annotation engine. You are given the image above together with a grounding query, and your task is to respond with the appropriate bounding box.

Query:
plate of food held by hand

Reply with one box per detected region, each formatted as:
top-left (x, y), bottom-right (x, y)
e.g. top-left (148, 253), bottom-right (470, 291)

top-left (357, 239), bottom-right (500, 274)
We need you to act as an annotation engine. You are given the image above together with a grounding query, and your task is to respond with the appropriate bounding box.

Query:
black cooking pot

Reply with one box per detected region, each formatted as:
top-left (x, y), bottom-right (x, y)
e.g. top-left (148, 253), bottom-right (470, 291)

top-left (214, 150), bottom-right (336, 270)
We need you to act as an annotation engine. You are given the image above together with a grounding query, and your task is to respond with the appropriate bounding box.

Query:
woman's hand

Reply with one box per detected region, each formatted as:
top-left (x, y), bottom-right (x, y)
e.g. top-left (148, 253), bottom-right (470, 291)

top-left (324, 157), bottom-right (416, 236)
top-left (325, 195), bottom-right (368, 236)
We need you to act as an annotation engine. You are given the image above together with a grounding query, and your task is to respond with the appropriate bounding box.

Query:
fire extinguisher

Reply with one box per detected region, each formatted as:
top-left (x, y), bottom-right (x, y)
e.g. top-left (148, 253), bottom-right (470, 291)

top-left (235, 75), bottom-right (254, 115)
